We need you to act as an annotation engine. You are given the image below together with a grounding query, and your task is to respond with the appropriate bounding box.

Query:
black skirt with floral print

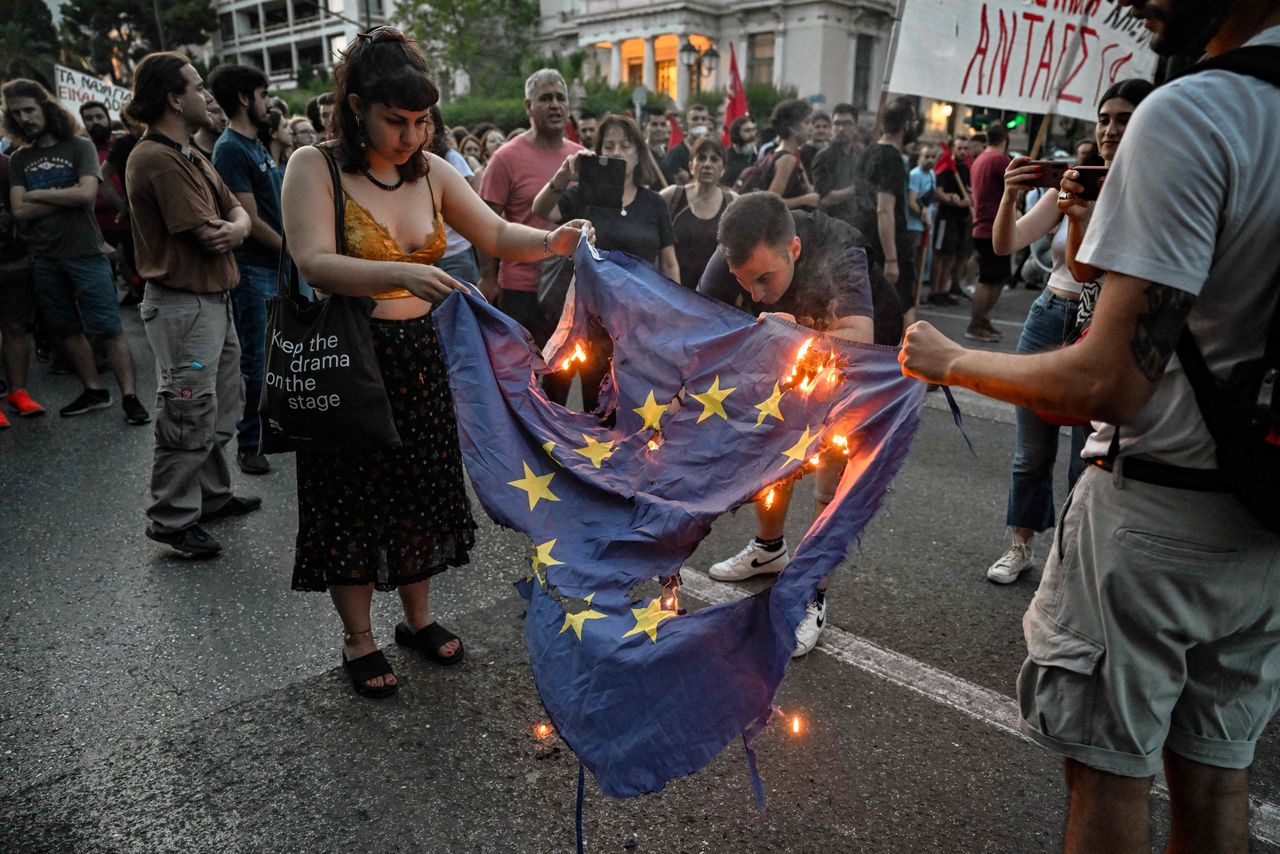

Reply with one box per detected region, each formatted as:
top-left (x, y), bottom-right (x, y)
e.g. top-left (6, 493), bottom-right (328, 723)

top-left (292, 314), bottom-right (477, 592)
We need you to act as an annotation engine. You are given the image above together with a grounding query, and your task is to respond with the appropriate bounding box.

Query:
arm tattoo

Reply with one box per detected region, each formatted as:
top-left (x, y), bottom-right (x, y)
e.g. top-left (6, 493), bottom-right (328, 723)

top-left (1130, 283), bottom-right (1196, 382)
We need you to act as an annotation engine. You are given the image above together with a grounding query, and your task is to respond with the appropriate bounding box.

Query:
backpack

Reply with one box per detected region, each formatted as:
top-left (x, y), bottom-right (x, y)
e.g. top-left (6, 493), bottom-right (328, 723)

top-left (732, 151), bottom-right (778, 193)
top-left (1168, 45), bottom-right (1280, 532)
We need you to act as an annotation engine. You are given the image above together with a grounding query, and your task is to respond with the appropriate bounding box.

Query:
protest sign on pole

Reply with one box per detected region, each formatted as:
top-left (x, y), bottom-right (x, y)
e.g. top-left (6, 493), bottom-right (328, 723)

top-left (54, 65), bottom-right (133, 120)
top-left (887, 0), bottom-right (1158, 122)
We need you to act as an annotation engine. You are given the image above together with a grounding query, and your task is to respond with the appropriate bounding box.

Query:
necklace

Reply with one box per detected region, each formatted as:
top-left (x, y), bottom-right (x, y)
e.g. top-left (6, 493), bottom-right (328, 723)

top-left (361, 168), bottom-right (404, 191)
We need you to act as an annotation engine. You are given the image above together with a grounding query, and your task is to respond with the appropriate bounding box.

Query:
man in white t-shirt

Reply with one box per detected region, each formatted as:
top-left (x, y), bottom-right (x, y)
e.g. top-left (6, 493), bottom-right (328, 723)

top-left (901, 0), bottom-right (1280, 850)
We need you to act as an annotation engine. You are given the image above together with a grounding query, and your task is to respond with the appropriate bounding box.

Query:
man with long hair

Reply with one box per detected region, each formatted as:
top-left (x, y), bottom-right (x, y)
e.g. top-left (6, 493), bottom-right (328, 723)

top-left (2, 78), bottom-right (149, 424)
top-left (124, 51), bottom-right (257, 556)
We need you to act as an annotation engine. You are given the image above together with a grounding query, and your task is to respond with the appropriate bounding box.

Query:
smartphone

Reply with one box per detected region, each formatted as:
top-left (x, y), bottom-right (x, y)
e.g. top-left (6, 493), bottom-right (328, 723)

top-left (577, 156), bottom-right (626, 209)
top-left (1073, 165), bottom-right (1109, 201)
top-left (1024, 160), bottom-right (1070, 189)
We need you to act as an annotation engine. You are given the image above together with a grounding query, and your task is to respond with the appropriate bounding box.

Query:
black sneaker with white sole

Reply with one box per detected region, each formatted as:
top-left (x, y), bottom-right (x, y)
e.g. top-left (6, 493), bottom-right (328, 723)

top-left (59, 388), bottom-right (112, 417)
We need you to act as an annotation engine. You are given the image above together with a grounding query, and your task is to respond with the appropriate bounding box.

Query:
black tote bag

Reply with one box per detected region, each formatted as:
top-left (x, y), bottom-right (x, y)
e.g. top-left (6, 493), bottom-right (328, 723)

top-left (258, 147), bottom-right (401, 453)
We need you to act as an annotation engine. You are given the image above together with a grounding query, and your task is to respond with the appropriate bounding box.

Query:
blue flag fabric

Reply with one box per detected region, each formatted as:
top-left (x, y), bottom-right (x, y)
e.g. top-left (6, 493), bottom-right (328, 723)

top-left (433, 241), bottom-right (925, 798)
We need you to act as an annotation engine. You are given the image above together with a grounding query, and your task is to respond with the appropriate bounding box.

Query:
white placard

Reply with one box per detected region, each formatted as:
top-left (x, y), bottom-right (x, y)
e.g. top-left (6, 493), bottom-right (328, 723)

top-left (888, 0), bottom-right (1159, 121)
top-left (54, 64), bottom-right (133, 120)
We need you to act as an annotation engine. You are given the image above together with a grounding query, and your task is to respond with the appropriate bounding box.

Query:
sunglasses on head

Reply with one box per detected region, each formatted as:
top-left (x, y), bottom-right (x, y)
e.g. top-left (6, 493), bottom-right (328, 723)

top-left (357, 25), bottom-right (405, 43)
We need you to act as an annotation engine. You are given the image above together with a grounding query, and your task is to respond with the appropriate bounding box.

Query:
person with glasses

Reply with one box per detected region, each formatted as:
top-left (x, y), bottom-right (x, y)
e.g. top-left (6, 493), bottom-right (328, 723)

top-left (281, 28), bottom-right (591, 699)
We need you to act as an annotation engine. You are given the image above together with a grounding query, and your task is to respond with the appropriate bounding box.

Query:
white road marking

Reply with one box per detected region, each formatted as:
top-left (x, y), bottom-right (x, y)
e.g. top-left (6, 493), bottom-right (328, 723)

top-left (678, 570), bottom-right (1280, 846)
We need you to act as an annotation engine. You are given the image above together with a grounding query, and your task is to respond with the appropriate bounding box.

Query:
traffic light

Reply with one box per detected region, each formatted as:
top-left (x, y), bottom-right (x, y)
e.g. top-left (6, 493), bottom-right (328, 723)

top-left (1006, 113), bottom-right (1028, 129)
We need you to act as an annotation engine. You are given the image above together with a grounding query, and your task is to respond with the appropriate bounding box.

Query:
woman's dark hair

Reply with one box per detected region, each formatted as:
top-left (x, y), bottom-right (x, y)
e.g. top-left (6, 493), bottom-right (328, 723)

top-left (769, 99), bottom-right (812, 141)
top-left (426, 105), bottom-right (449, 158)
top-left (207, 64), bottom-right (268, 120)
top-left (717, 192), bottom-right (795, 267)
top-left (595, 114), bottom-right (659, 188)
top-left (690, 135), bottom-right (725, 164)
top-left (268, 108), bottom-right (287, 133)
top-left (472, 122), bottom-right (497, 144)
top-left (450, 126), bottom-right (468, 146)
top-left (728, 115), bottom-right (753, 146)
top-left (332, 27), bottom-right (440, 181)
top-left (2, 78), bottom-right (78, 144)
top-left (124, 52), bottom-right (192, 125)
top-left (1098, 77), bottom-right (1155, 112)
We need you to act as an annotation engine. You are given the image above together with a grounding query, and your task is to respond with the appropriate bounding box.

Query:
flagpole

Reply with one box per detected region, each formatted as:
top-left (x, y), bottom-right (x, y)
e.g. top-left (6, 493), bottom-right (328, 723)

top-left (1029, 6), bottom-right (1096, 158)
top-left (872, 0), bottom-right (909, 135)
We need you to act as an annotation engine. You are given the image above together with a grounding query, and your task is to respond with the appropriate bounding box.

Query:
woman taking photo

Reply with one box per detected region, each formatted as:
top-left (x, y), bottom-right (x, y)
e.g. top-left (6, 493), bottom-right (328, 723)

top-left (764, 99), bottom-right (820, 210)
top-left (281, 27), bottom-right (590, 699)
top-left (532, 113), bottom-right (677, 409)
top-left (982, 78), bottom-right (1153, 586)
top-left (660, 136), bottom-right (735, 291)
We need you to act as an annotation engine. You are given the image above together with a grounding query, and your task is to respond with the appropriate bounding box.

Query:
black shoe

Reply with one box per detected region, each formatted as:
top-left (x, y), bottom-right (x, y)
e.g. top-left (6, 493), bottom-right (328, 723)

top-left (237, 449), bottom-right (271, 475)
top-left (122, 394), bottom-right (151, 425)
top-left (146, 524), bottom-right (222, 556)
top-left (59, 388), bottom-right (112, 417)
top-left (199, 495), bottom-right (263, 523)
top-left (50, 356), bottom-right (74, 375)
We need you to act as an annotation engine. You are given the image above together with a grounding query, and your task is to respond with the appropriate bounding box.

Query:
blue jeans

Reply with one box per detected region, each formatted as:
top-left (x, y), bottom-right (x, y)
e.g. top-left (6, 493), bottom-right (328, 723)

top-left (436, 248), bottom-right (480, 286)
top-left (230, 263), bottom-right (275, 450)
top-left (1007, 289), bottom-right (1088, 532)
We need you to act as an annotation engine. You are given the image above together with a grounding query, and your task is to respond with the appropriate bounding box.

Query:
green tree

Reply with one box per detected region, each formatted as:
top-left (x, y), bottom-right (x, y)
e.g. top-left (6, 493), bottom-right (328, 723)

top-left (397, 0), bottom-right (540, 96)
top-left (0, 0), bottom-right (60, 86)
top-left (60, 0), bottom-right (216, 83)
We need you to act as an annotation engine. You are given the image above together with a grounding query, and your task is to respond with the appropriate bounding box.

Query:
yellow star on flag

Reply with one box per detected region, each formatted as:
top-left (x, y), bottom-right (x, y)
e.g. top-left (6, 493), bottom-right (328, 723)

top-left (753, 382), bottom-right (786, 427)
top-left (541, 441), bottom-right (563, 468)
top-left (532, 539), bottom-right (564, 572)
top-left (692, 375), bottom-right (736, 423)
top-left (632, 390), bottom-right (670, 431)
top-left (507, 461), bottom-right (560, 511)
top-left (781, 426), bottom-right (820, 465)
top-left (573, 434), bottom-right (616, 468)
top-left (621, 597), bottom-right (677, 643)
top-left (560, 593), bottom-right (608, 640)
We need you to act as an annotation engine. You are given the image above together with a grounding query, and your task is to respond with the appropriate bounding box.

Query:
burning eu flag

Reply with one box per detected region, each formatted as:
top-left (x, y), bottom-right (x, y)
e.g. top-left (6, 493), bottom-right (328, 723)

top-left (433, 240), bottom-right (924, 799)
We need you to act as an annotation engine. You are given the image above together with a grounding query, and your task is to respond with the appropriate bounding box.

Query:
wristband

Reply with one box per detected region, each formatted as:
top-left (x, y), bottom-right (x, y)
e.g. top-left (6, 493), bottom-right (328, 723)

top-left (543, 232), bottom-right (552, 256)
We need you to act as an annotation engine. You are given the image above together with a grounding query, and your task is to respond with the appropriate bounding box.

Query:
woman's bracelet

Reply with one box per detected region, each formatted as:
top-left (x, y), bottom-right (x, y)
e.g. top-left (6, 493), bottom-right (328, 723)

top-left (543, 232), bottom-right (552, 256)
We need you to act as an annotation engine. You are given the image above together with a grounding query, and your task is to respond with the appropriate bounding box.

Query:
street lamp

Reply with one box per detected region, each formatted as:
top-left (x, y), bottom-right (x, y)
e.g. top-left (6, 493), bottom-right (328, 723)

top-left (679, 39), bottom-right (720, 98)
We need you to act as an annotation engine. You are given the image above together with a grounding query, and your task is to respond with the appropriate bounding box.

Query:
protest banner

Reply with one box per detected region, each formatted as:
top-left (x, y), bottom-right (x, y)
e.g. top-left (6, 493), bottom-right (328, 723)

top-left (887, 0), bottom-right (1159, 122)
top-left (54, 65), bottom-right (133, 119)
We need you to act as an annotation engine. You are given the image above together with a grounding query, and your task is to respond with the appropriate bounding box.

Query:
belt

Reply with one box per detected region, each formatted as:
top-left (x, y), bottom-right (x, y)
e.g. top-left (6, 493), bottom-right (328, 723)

top-left (1087, 456), bottom-right (1231, 492)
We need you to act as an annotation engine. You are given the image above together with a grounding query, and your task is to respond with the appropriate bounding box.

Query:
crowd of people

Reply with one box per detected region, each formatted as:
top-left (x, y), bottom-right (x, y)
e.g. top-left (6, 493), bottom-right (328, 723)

top-left (2, 0), bottom-right (1278, 848)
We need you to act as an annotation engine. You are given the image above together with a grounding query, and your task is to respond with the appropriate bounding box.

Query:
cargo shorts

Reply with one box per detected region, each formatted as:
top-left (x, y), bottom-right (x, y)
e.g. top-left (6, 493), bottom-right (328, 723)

top-left (1017, 463), bottom-right (1280, 777)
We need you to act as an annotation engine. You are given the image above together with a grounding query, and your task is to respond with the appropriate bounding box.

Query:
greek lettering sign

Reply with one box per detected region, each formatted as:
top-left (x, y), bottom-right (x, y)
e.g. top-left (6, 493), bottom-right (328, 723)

top-left (55, 64), bottom-right (132, 119)
top-left (888, 0), bottom-right (1158, 121)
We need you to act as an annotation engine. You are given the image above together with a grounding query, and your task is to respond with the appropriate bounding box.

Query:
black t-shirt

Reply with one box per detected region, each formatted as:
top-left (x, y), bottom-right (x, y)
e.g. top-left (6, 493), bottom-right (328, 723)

top-left (559, 185), bottom-right (674, 264)
top-left (107, 134), bottom-right (138, 198)
top-left (696, 209), bottom-right (901, 344)
top-left (0, 154), bottom-right (27, 261)
top-left (935, 168), bottom-right (969, 225)
top-left (855, 143), bottom-right (908, 252)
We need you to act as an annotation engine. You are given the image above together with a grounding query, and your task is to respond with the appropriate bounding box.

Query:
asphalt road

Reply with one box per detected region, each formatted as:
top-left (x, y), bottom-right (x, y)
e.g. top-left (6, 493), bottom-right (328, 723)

top-left (4, 285), bottom-right (1279, 853)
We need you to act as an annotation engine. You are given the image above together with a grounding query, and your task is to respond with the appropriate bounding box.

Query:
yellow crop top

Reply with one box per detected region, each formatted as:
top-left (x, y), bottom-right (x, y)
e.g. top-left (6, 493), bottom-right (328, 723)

top-left (341, 171), bottom-right (448, 301)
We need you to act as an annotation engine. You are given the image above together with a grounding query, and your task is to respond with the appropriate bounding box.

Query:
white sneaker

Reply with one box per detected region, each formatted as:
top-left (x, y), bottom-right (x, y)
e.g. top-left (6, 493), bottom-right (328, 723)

top-left (986, 539), bottom-right (1034, 584)
top-left (792, 595), bottom-right (827, 658)
top-left (707, 538), bottom-right (790, 582)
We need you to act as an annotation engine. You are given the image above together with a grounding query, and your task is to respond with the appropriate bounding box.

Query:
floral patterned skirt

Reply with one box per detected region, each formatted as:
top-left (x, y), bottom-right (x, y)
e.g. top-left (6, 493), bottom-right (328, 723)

top-left (292, 314), bottom-right (477, 592)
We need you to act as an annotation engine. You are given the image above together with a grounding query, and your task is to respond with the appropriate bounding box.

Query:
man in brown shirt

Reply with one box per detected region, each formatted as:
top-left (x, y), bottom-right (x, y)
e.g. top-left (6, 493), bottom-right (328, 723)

top-left (125, 52), bottom-right (260, 557)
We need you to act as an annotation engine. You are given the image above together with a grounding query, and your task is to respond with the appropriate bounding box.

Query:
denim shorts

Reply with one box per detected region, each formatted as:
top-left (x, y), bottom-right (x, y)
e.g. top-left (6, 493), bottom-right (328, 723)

top-left (1018, 465), bottom-right (1280, 776)
top-left (31, 254), bottom-right (122, 337)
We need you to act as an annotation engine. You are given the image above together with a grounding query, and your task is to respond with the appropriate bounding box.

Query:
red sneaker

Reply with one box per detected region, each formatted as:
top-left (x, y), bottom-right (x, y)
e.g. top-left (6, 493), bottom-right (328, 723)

top-left (7, 389), bottom-right (45, 417)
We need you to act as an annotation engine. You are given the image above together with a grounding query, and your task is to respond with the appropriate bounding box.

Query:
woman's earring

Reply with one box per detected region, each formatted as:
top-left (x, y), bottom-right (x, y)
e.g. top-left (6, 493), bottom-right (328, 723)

top-left (356, 116), bottom-right (367, 150)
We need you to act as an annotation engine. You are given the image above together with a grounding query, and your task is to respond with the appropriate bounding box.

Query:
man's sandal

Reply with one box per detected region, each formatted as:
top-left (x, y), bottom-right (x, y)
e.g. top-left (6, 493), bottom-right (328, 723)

top-left (395, 621), bottom-right (465, 666)
top-left (342, 629), bottom-right (398, 699)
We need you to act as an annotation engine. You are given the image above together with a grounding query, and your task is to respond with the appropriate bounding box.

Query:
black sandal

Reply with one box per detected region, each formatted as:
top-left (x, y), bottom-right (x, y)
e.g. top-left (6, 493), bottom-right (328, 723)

top-left (395, 620), bottom-right (465, 666)
top-left (342, 631), bottom-right (398, 698)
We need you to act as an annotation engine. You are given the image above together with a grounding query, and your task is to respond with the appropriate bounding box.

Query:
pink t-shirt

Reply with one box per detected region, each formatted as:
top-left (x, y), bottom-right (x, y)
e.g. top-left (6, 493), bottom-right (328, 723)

top-left (969, 149), bottom-right (1011, 239)
top-left (480, 133), bottom-right (583, 292)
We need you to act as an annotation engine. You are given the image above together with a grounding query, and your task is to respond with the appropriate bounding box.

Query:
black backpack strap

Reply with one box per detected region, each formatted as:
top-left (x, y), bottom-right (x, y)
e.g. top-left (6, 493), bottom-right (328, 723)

top-left (1168, 45), bottom-right (1280, 87)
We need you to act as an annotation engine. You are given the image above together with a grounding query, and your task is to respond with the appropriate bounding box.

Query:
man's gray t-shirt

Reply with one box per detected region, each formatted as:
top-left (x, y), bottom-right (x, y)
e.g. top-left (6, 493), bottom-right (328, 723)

top-left (8, 135), bottom-right (104, 258)
top-left (1078, 25), bottom-right (1280, 468)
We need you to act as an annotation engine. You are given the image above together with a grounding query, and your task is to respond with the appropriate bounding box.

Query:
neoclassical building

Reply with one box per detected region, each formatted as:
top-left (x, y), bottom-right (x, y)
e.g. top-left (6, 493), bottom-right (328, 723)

top-left (536, 0), bottom-right (897, 111)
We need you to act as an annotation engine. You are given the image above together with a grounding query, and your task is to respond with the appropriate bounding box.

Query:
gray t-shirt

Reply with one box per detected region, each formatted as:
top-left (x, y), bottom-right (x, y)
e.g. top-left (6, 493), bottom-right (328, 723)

top-left (8, 135), bottom-right (104, 258)
top-left (1078, 25), bottom-right (1280, 468)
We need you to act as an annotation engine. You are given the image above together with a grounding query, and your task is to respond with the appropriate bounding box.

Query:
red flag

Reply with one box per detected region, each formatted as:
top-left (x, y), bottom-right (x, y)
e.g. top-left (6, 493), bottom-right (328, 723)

top-left (722, 44), bottom-right (748, 146)
top-left (565, 116), bottom-right (580, 144)
top-left (667, 113), bottom-right (683, 149)
top-left (933, 141), bottom-right (956, 176)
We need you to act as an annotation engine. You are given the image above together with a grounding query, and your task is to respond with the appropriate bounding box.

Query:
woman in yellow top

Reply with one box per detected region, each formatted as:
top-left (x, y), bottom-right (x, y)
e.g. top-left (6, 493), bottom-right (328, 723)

top-left (282, 28), bottom-right (590, 699)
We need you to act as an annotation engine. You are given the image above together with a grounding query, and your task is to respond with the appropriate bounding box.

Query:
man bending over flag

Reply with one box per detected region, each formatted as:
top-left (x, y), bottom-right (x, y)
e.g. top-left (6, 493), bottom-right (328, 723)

top-left (697, 192), bottom-right (903, 655)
